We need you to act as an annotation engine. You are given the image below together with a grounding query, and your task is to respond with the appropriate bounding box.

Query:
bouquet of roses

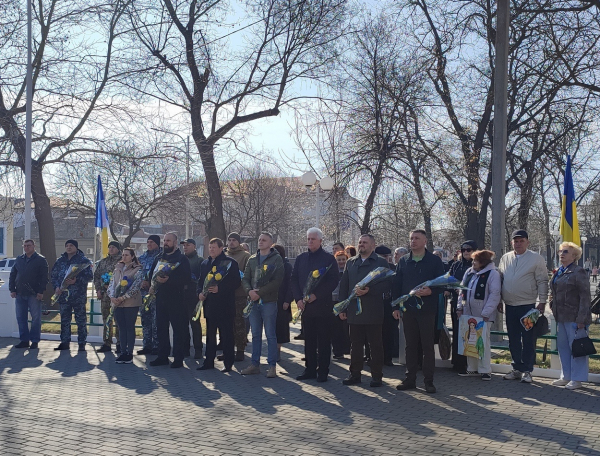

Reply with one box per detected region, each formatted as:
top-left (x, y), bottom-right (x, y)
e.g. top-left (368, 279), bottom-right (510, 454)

top-left (292, 264), bottom-right (333, 324)
top-left (104, 276), bottom-right (134, 341)
top-left (143, 261), bottom-right (180, 311)
top-left (333, 267), bottom-right (395, 316)
top-left (391, 272), bottom-right (469, 312)
top-left (192, 260), bottom-right (233, 321)
top-left (520, 308), bottom-right (540, 331)
top-left (243, 263), bottom-right (279, 318)
top-left (51, 263), bottom-right (92, 304)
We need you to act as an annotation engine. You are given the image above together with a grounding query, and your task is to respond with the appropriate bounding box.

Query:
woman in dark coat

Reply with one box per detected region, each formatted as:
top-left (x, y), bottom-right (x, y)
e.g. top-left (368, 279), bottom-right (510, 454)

top-left (273, 244), bottom-right (293, 361)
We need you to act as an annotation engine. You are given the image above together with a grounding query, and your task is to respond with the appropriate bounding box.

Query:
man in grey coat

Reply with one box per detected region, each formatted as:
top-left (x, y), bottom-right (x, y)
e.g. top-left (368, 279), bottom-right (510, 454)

top-left (338, 234), bottom-right (391, 387)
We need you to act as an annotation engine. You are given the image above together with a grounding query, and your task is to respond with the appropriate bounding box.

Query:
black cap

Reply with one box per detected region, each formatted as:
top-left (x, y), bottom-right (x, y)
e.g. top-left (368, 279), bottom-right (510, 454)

top-left (180, 238), bottom-right (196, 246)
top-left (511, 229), bottom-right (529, 239)
top-left (375, 245), bottom-right (392, 255)
top-left (65, 239), bottom-right (79, 249)
top-left (147, 235), bottom-right (161, 246)
top-left (461, 240), bottom-right (478, 251)
top-left (228, 232), bottom-right (242, 243)
top-left (108, 241), bottom-right (122, 251)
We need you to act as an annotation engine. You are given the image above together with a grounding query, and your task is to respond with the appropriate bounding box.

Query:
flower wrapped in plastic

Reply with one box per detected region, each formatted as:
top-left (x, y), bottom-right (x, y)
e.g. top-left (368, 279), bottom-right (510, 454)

top-left (50, 263), bottom-right (92, 304)
top-left (143, 261), bottom-right (181, 311)
top-left (333, 267), bottom-right (395, 316)
top-left (292, 264), bottom-right (333, 324)
top-left (104, 277), bottom-right (134, 341)
top-left (192, 260), bottom-right (233, 321)
top-left (101, 272), bottom-right (113, 291)
top-left (242, 263), bottom-right (279, 318)
top-left (520, 308), bottom-right (540, 331)
top-left (390, 272), bottom-right (469, 312)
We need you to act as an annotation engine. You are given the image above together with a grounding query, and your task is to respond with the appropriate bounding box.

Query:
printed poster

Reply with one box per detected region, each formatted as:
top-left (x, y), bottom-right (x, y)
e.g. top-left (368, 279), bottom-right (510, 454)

top-left (457, 315), bottom-right (489, 360)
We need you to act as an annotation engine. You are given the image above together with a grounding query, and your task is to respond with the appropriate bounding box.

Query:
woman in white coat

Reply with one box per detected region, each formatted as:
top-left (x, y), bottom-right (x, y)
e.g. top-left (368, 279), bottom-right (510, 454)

top-left (457, 250), bottom-right (501, 380)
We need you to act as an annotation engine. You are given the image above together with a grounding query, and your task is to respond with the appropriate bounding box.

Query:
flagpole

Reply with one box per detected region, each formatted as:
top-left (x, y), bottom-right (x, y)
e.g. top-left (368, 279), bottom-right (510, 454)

top-left (24, 0), bottom-right (33, 239)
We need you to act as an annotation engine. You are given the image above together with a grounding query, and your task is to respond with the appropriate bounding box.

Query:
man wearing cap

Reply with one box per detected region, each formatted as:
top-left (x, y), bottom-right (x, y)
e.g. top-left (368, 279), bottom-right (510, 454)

top-left (50, 240), bottom-right (93, 351)
top-left (375, 244), bottom-right (398, 366)
top-left (498, 230), bottom-right (548, 384)
top-left (93, 241), bottom-right (122, 353)
top-left (224, 232), bottom-right (251, 361)
top-left (138, 235), bottom-right (162, 355)
top-left (180, 238), bottom-right (204, 359)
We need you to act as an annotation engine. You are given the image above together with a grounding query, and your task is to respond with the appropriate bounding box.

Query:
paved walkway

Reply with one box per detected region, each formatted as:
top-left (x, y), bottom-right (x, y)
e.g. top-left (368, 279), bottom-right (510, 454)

top-left (1, 333), bottom-right (599, 456)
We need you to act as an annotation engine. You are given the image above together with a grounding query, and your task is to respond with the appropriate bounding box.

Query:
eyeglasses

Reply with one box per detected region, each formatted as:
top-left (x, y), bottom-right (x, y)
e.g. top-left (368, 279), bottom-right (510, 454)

top-left (461, 248), bottom-right (473, 253)
top-left (560, 249), bottom-right (571, 254)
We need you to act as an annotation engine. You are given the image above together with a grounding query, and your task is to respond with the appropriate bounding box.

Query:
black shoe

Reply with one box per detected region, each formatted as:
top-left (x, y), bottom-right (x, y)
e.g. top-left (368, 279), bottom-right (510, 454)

top-left (115, 344), bottom-right (121, 355)
top-left (98, 344), bottom-right (111, 353)
top-left (137, 348), bottom-right (152, 355)
top-left (151, 348), bottom-right (158, 355)
top-left (54, 343), bottom-right (70, 351)
top-left (221, 366), bottom-right (232, 373)
top-left (301, 357), bottom-right (306, 361)
top-left (217, 354), bottom-right (225, 361)
top-left (29, 342), bottom-right (38, 349)
top-left (396, 381), bottom-right (416, 391)
top-left (333, 354), bottom-right (345, 360)
top-left (370, 379), bottom-right (383, 387)
top-left (15, 341), bottom-right (29, 349)
top-left (78, 343), bottom-right (86, 352)
top-left (342, 376), bottom-right (361, 385)
top-left (294, 334), bottom-right (305, 340)
top-left (384, 360), bottom-right (395, 367)
top-left (317, 376), bottom-right (328, 383)
top-left (197, 364), bottom-right (215, 371)
top-left (115, 354), bottom-right (126, 364)
top-left (122, 354), bottom-right (133, 364)
top-left (235, 349), bottom-right (245, 362)
top-left (149, 357), bottom-right (170, 366)
top-left (296, 372), bottom-right (317, 381)
top-left (170, 360), bottom-right (184, 368)
top-left (424, 382), bottom-right (437, 393)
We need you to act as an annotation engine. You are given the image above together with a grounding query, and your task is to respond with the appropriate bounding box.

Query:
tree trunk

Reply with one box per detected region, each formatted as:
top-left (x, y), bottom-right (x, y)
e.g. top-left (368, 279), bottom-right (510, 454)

top-left (30, 163), bottom-right (57, 269)
top-left (361, 161), bottom-right (385, 234)
top-left (195, 140), bottom-right (226, 240)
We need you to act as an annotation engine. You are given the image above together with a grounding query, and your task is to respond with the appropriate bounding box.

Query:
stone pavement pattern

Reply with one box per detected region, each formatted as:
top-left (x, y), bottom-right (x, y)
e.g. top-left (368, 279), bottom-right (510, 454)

top-left (0, 334), bottom-right (599, 456)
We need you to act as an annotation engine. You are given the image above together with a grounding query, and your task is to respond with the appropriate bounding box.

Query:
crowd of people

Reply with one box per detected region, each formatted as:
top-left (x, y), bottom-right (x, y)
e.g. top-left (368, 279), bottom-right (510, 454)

top-left (7, 228), bottom-right (595, 391)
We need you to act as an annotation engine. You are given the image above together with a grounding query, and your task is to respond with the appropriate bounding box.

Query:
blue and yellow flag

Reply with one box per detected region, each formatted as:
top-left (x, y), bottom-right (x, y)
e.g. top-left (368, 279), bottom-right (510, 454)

top-left (559, 155), bottom-right (580, 245)
top-left (95, 175), bottom-right (110, 257)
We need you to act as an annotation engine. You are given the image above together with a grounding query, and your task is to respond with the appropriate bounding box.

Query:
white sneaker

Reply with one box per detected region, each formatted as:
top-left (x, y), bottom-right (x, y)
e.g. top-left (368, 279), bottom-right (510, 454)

top-left (520, 371), bottom-right (533, 383)
top-left (503, 369), bottom-right (522, 380)
top-left (552, 379), bottom-right (569, 386)
top-left (565, 381), bottom-right (582, 390)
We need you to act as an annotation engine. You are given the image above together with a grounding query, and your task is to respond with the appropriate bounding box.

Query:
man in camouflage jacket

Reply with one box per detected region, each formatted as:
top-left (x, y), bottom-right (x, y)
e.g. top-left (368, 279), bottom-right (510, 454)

top-left (138, 235), bottom-right (162, 354)
top-left (93, 241), bottom-right (122, 353)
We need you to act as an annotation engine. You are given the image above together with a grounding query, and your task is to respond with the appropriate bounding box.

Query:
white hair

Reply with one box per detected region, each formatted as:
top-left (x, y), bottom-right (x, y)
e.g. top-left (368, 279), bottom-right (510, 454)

top-left (306, 227), bottom-right (324, 240)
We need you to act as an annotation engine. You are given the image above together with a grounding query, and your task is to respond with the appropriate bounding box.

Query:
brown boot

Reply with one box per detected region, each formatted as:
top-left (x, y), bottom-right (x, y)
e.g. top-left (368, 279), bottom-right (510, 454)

top-left (235, 348), bottom-right (245, 362)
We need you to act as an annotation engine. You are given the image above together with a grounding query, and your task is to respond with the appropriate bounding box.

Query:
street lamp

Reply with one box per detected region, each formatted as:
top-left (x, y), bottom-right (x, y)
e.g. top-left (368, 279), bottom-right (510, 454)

top-left (581, 236), bottom-right (588, 267)
top-left (301, 171), bottom-right (334, 228)
top-left (551, 230), bottom-right (561, 269)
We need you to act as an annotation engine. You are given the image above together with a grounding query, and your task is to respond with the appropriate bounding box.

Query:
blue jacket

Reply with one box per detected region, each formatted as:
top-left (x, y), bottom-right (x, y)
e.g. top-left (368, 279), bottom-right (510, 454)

top-left (291, 247), bottom-right (338, 318)
top-left (50, 249), bottom-right (93, 304)
top-left (9, 252), bottom-right (49, 296)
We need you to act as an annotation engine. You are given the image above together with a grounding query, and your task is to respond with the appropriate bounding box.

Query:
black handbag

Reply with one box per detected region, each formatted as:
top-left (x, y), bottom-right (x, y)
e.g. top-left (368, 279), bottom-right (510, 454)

top-left (572, 330), bottom-right (597, 358)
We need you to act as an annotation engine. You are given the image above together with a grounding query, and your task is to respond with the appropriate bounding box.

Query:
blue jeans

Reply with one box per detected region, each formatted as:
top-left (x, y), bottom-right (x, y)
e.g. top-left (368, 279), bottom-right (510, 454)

top-left (115, 307), bottom-right (139, 356)
top-left (505, 304), bottom-right (536, 372)
top-left (557, 322), bottom-right (589, 382)
top-left (248, 301), bottom-right (278, 366)
top-left (15, 295), bottom-right (42, 343)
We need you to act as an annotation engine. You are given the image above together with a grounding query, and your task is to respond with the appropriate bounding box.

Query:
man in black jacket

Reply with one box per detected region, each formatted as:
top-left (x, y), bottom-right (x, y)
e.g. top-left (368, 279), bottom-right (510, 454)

top-left (291, 227), bottom-right (338, 382)
top-left (339, 235), bottom-right (391, 387)
top-left (148, 232), bottom-right (192, 368)
top-left (197, 238), bottom-right (241, 372)
top-left (393, 229), bottom-right (445, 393)
top-left (9, 239), bottom-right (49, 349)
top-left (181, 238), bottom-right (204, 359)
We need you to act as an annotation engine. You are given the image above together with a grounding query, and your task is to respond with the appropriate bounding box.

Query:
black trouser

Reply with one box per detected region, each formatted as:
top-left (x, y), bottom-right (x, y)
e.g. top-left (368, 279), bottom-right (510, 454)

top-left (205, 313), bottom-right (235, 368)
top-left (450, 296), bottom-right (467, 370)
top-left (156, 298), bottom-right (188, 362)
top-left (383, 312), bottom-right (399, 362)
top-left (403, 310), bottom-right (436, 384)
top-left (331, 314), bottom-right (350, 356)
top-left (114, 306), bottom-right (139, 356)
top-left (350, 324), bottom-right (384, 380)
top-left (303, 315), bottom-right (331, 377)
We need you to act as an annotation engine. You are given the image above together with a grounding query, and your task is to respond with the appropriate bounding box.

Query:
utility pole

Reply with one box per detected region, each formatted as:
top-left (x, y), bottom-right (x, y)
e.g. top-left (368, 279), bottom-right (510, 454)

top-left (24, 0), bottom-right (33, 239)
top-left (186, 136), bottom-right (190, 239)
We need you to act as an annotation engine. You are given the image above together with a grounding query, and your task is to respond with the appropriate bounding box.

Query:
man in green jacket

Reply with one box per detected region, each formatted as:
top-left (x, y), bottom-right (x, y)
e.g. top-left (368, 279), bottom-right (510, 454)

top-left (226, 232), bottom-right (251, 361)
top-left (93, 241), bottom-right (122, 353)
top-left (241, 232), bottom-right (284, 378)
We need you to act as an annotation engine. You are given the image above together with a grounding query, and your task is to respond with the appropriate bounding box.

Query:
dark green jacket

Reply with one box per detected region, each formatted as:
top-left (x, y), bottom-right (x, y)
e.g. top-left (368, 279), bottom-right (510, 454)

top-left (242, 249), bottom-right (284, 304)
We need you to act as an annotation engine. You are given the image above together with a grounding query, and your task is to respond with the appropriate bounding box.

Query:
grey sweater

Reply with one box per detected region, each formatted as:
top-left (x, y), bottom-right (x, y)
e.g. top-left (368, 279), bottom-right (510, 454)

top-left (498, 250), bottom-right (548, 306)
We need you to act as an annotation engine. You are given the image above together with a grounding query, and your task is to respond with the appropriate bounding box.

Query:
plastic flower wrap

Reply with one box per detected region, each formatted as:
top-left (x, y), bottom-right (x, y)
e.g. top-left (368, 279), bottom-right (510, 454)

top-left (50, 263), bottom-right (92, 304)
top-left (104, 276), bottom-right (134, 341)
top-left (292, 264), bottom-right (333, 324)
top-left (520, 308), bottom-right (540, 331)
top-left (333, 267), bottom-right (395, 316)
top-left (391, 272), bottom-right (469, 312)
top-left (192, 260), bottom-right (233, 321)
top-left (101, 272), bottom-right (113, 290)
top-left (143, 261), bottom-right (180, 311)
top-left (243, 263), bottom-right (278, 318)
